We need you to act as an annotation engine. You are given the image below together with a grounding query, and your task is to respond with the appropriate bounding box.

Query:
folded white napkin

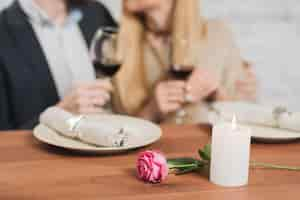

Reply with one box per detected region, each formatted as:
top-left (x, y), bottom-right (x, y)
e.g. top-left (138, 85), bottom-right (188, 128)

top-left (210, 102), bottom-right (300, 132)
top-left (40, 107), bottom-right (128, 147)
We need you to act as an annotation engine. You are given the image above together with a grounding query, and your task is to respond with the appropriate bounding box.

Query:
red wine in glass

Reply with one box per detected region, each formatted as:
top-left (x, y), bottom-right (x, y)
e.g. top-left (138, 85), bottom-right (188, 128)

top-left (93, 61), bottom-right (121, 77)
top-left (169, 65), bottom-right (194, 80)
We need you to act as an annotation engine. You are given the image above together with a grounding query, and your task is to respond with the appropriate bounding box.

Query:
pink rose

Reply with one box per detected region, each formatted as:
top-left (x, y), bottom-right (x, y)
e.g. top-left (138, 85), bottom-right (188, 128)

top-left (136, 150), bottom-right (169, 183)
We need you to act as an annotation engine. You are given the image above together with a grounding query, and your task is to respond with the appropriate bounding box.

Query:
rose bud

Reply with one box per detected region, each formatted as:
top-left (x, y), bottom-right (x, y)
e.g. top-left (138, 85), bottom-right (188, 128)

top-left (136, 150), bottom-right (169, 183)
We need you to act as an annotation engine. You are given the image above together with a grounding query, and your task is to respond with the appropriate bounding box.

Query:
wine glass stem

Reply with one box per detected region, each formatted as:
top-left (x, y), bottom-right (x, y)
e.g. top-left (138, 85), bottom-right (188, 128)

top-left (176, 109), bottom-right (186, 124)
top-left (103, 77), bottom-right (113, 113)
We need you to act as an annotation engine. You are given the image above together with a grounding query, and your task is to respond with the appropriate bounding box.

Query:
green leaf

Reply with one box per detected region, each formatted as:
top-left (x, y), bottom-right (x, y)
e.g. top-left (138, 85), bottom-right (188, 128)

top-left (167, 158), bottom-right (204, 169)
top-left (167, 157), bottom-right (198, 165)
top-left (198, 144), bottom-right (211, 161)
top-left (175, 166), bottom-right (203, 175)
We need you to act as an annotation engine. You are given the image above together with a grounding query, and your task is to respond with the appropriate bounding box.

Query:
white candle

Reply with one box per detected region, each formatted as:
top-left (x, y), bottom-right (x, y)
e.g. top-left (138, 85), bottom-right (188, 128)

top-left (210, 116), bottom-right (251, 187)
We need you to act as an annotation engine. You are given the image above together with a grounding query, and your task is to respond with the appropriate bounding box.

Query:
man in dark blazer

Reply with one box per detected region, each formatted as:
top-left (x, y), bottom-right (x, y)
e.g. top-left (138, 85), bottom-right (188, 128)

top-left (0, 0), bottom-right (117, 130)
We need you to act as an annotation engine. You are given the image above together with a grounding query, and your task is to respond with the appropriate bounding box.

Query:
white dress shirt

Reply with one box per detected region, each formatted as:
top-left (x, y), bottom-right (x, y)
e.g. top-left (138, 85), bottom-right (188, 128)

top-left (19, 0), bottom-right (96, 99)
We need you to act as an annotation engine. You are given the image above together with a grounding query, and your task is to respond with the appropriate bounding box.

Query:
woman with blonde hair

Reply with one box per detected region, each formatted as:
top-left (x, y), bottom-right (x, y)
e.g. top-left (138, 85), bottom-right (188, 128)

top-left (112, 0), bottom-right (257, 123)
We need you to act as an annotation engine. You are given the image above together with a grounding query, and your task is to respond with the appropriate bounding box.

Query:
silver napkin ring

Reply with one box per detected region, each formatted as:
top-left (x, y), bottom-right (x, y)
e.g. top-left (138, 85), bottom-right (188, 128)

top-left (114, 128), bottom-right (128, 147)
top-left (67, 115), bottom-right (85, 133)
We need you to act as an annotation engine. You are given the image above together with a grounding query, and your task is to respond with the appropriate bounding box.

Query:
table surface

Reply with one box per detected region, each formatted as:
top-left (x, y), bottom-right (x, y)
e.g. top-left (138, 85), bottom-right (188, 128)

top-left (1, 125), bottom-right (300, 200)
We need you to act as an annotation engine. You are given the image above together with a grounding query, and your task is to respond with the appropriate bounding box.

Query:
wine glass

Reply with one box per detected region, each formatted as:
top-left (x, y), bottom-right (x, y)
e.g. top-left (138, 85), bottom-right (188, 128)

top-left (169, 38), bottom-right (195, 124)
top-left (90, 27), bottom-right (121, 78)
top-left (90, 27), bottom-right (121, 113)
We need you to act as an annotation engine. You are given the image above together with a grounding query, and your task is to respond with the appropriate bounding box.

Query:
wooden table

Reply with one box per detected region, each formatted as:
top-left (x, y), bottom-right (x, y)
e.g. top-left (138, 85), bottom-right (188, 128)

top-left (1, 125), bottom-right (300, 200)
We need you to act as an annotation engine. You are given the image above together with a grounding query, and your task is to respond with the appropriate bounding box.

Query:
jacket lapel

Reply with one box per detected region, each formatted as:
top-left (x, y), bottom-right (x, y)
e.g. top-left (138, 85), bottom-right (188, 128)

top-left (5, 2), bottom-right (59, 104)
top-left (79, 8), bottom-right (95, 49)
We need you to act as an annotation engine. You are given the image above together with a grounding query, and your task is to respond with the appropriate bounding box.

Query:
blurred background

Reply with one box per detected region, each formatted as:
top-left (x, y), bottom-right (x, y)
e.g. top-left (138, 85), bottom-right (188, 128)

top-left (1, 0), bottom-right (299, 111)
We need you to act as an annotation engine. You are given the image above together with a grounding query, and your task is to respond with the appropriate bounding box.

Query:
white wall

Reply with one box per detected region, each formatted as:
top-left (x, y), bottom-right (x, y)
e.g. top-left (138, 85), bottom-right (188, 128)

top-left (100, 0), bottom-right (121, 19)
top-left (0, 0), bottom-right (12, 9)
top-left (1, 0), bottom-right (300, 110)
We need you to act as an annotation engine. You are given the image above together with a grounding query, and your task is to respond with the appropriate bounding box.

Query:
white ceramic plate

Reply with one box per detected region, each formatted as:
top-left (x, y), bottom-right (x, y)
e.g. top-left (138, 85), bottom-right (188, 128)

top-left (246, 124), bottom-right (300, 143)
top-left (33, 115), bottom-right (162, 154)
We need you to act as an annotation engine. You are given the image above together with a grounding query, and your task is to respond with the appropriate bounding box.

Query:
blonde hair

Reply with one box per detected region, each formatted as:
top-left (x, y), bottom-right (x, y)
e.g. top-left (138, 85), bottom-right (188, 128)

top-left (113, 0), bottom-right (205, 115)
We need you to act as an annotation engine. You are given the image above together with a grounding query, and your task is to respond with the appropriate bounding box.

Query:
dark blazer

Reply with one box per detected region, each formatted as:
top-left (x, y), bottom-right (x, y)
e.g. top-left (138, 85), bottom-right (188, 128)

top-left (0, 1), bottom-right (117, 130)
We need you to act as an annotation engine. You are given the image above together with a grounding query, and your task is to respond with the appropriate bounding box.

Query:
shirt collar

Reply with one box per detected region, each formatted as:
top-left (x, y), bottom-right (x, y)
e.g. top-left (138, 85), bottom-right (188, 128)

top-left (18, 0), bottom-right (83, 27)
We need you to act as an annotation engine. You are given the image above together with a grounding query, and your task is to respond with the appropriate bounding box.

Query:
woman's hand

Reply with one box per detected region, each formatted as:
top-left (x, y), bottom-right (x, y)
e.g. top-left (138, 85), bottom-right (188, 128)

top-left (153, 80), bottom-right (186, 116)
top-left (185, 68), bottom-right (219, 103)
top-left (140, 80), bottom-right (186, 121)
top-left (235, 62), bottom-right (257, 101)
top-left (57, 79), bottom-right (113, 114)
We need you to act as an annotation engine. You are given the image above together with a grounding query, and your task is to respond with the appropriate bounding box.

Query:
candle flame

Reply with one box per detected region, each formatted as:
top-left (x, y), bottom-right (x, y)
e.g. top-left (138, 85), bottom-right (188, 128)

top-left (232, 115), bottom-right (237, 130)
